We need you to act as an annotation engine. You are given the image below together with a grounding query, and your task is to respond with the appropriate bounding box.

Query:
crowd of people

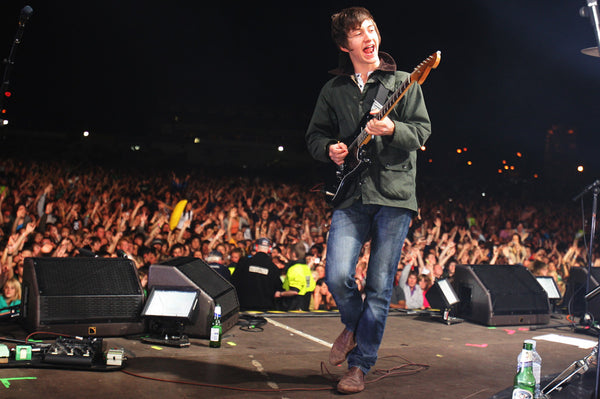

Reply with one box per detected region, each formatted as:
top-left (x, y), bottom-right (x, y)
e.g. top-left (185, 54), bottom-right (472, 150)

top-left (0, 158), bottom-right (594, 314)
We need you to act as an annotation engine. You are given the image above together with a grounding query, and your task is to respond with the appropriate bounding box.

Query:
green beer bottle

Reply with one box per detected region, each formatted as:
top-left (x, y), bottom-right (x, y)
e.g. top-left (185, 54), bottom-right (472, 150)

top-left (209, 304), bottom-right (222, 348)
top-left (512, 341), bottom-right (536, 399)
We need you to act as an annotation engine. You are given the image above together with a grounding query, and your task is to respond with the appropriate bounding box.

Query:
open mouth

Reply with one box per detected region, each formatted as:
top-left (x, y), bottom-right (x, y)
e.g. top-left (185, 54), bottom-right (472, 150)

top-left (364, 45), bottom-right (376, 55)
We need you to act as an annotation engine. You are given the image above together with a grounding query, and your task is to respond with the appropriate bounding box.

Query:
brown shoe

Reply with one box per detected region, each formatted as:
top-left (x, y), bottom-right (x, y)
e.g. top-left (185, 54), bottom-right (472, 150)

top-left (337, 366), bottom-right (365, 394)
top-left (329, 328), bottom-right (356, 366)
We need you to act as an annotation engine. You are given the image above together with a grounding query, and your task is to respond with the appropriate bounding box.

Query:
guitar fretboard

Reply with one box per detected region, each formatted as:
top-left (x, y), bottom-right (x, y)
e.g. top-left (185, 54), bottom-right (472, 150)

top-left (348, 75), bottom-right (414, 152)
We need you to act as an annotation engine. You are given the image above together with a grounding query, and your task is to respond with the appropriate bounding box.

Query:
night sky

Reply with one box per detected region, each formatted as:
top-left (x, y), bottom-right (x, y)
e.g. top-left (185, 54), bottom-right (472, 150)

top-left (1, 1), bottom-right (599, 171)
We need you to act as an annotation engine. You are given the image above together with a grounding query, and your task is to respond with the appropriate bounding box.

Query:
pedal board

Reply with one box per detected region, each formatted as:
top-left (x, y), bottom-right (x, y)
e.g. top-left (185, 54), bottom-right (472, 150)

top-left (0, 336), bottom-right (125, 371)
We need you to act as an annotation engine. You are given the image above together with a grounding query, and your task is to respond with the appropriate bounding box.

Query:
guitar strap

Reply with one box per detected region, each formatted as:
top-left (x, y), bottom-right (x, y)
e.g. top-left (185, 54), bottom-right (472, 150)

top-left (370, 82), bottom-right (390, 114)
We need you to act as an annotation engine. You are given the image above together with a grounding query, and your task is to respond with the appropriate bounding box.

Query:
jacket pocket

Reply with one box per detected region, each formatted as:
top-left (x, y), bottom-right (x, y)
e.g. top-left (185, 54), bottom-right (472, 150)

top-left (374, 158), bottom-right (414, 200)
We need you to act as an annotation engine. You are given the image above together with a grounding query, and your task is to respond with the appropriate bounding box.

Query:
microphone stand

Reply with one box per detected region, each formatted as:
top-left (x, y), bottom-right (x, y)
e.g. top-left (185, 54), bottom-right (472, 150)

top-left (0, 6), bottom-right (33, 125)
top-left (573, 180), bottom-right (600, 399)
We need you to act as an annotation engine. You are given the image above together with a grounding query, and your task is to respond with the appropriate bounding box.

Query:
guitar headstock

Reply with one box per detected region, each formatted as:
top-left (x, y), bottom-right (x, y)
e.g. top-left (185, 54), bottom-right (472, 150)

top-left (410, 51), bottom-right (441, 85)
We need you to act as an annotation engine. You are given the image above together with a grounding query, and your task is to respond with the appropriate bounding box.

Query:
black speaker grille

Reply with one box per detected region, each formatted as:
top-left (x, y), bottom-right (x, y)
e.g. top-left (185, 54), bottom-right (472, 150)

top-left (40, 296), bottom-right (143, 323)
top-left (34, 258), bottom-right (142, 296)
top-left (161, 257), bottom-right (231, 299)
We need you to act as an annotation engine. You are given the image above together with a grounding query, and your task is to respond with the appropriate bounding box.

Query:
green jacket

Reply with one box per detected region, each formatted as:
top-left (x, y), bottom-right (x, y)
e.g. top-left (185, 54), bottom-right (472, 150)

top-left (305, 52), bottom-right (431, 212)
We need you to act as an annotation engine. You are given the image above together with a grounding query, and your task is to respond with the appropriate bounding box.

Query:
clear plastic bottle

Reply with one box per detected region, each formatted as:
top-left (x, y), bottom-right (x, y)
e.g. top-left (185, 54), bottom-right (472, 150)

top-left (513, 341), bottom-right (535, 399)
top-left (517, 339), bottom-right (542, 398)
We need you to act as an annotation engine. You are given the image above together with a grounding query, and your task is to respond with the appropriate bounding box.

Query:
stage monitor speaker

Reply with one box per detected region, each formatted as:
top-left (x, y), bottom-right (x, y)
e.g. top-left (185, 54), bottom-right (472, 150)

top-left (452, 264), bottom-right (550, 326)
top-left (22, 257), bottom-right (145, 336)
top-left (148, 257), bottom-right (239, 338)
top-left (561, 267), bottom-right (600, 319)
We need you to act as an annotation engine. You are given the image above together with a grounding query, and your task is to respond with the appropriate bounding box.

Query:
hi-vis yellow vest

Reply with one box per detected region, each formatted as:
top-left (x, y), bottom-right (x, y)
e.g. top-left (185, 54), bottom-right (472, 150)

top-left (283, 262), bottom-right (316, 296)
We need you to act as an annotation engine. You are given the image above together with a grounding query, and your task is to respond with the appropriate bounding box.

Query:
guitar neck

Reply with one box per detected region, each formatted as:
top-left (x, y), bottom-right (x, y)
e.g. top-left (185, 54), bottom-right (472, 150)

top-left (347, 75), bottom-right (414, 152)
top-left (376, 76), bottom-right (413, 120)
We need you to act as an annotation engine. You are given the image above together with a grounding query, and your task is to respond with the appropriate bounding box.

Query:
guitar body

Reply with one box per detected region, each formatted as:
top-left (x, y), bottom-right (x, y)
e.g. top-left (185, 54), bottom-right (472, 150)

top-left (323, 115), bottom-right (375, 207)
top-left (320, 51), bottom-right (441, 207)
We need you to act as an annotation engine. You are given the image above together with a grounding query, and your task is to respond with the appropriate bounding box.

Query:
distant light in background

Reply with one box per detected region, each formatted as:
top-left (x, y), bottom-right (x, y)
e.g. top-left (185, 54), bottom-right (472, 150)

top-left (533, 174), bottom-right (539, 178)
top-left (277, 145), bottom-right (284, 152)
top-left (456, 148), bottom-right (462, 154)
top-left (467, 161), bottom-right (473, 166)
top-left (481, 192), bottom-right (486, 197)
top-left (193, 137), bottom-right (200, 144)
top-left (420, 145), bottom-right (426, 151)
top-left (83, 131), bottom-right (90, 137)
top-left (1, 119), bottom-right (8, 126)
top-left (577, 165), bottom-right (584, 173)
top-left (131, 145), bottom-right (141, 151)
top-left (516, 152), bottom-right (522, 158)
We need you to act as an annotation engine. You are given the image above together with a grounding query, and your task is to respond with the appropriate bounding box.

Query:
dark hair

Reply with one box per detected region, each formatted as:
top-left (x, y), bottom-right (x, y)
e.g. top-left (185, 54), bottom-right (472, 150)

top-left (331, 7), bottom-right (379, 49)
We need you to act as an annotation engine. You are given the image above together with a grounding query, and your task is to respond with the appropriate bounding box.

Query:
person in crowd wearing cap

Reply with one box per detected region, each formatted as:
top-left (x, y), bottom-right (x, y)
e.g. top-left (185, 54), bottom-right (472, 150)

top-left (305, 6), bottom-right (431, 393)
top-left (205, 250), bottom-right (231, 280)
top-left (230, 238), bottom-right (283, 311)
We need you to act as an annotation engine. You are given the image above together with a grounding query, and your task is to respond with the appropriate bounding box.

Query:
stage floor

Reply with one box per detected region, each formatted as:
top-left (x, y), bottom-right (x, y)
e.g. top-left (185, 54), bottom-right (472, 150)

top-left (0, 311), bottom-right (597, 399)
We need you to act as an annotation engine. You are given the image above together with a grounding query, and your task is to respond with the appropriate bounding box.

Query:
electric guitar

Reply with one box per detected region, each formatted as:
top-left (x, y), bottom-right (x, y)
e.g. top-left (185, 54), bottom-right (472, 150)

top-left (323, 51), bottom-right (442, 207)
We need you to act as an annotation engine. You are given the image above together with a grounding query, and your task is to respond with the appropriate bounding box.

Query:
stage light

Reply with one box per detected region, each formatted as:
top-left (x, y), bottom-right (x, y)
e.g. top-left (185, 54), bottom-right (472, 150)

top-left (277, 145), bottom-right (284, 152)
top-left (142, 287), bottom-right (199, 319)
top-left (193, 137), bottom-right (200, 144)
top-left (1, 119), bottom-right (8, 126)
top-left (426, 279), bottom-right (460, 310)
top-left (3, 91), bottom-right (11, 98)
top-left (82, 131), bottom-right (89, 137)
top-left (425, 279), bottom-right (462, 325)
top-left (141, 286), bottom-right (200, 348)
top-left (577, 165), bottom-right (584, 173)
top-left (535, 276), bottom-right (561, 301)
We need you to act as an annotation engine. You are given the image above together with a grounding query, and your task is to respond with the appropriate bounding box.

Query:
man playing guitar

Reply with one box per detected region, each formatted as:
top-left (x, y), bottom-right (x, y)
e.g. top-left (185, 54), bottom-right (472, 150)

top-left (305, 7), bottom-right (434, 394)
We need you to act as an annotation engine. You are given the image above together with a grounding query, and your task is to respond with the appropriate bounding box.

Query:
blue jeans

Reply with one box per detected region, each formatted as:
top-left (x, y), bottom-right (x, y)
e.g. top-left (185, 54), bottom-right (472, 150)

top-left (326, 202), bottom-right (412, 374)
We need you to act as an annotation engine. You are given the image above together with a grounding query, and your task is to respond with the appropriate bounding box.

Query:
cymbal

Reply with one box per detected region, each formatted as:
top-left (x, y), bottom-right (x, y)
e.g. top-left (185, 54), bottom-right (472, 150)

top-left (581, 46), bottom-right (600, 57)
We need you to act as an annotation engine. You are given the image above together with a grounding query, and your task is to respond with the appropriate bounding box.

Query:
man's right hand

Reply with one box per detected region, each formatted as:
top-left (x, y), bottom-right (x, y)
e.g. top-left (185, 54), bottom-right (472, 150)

top-left (328, 142), bottom-right (349, 165)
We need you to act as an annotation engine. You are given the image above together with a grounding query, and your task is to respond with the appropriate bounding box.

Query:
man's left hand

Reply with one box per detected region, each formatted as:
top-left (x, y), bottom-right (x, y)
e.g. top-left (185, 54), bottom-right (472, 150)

top-left (365, 116), bottom-right (395, 136)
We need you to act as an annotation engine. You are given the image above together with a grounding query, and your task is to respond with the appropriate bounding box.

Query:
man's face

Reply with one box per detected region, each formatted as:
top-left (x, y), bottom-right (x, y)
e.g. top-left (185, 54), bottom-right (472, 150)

top-left (172, 247), bottom-right (184, 257)
top-left (341, 19), bottom-right (380, 70)
top-left (407, 274), bottom-right (417, 288)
